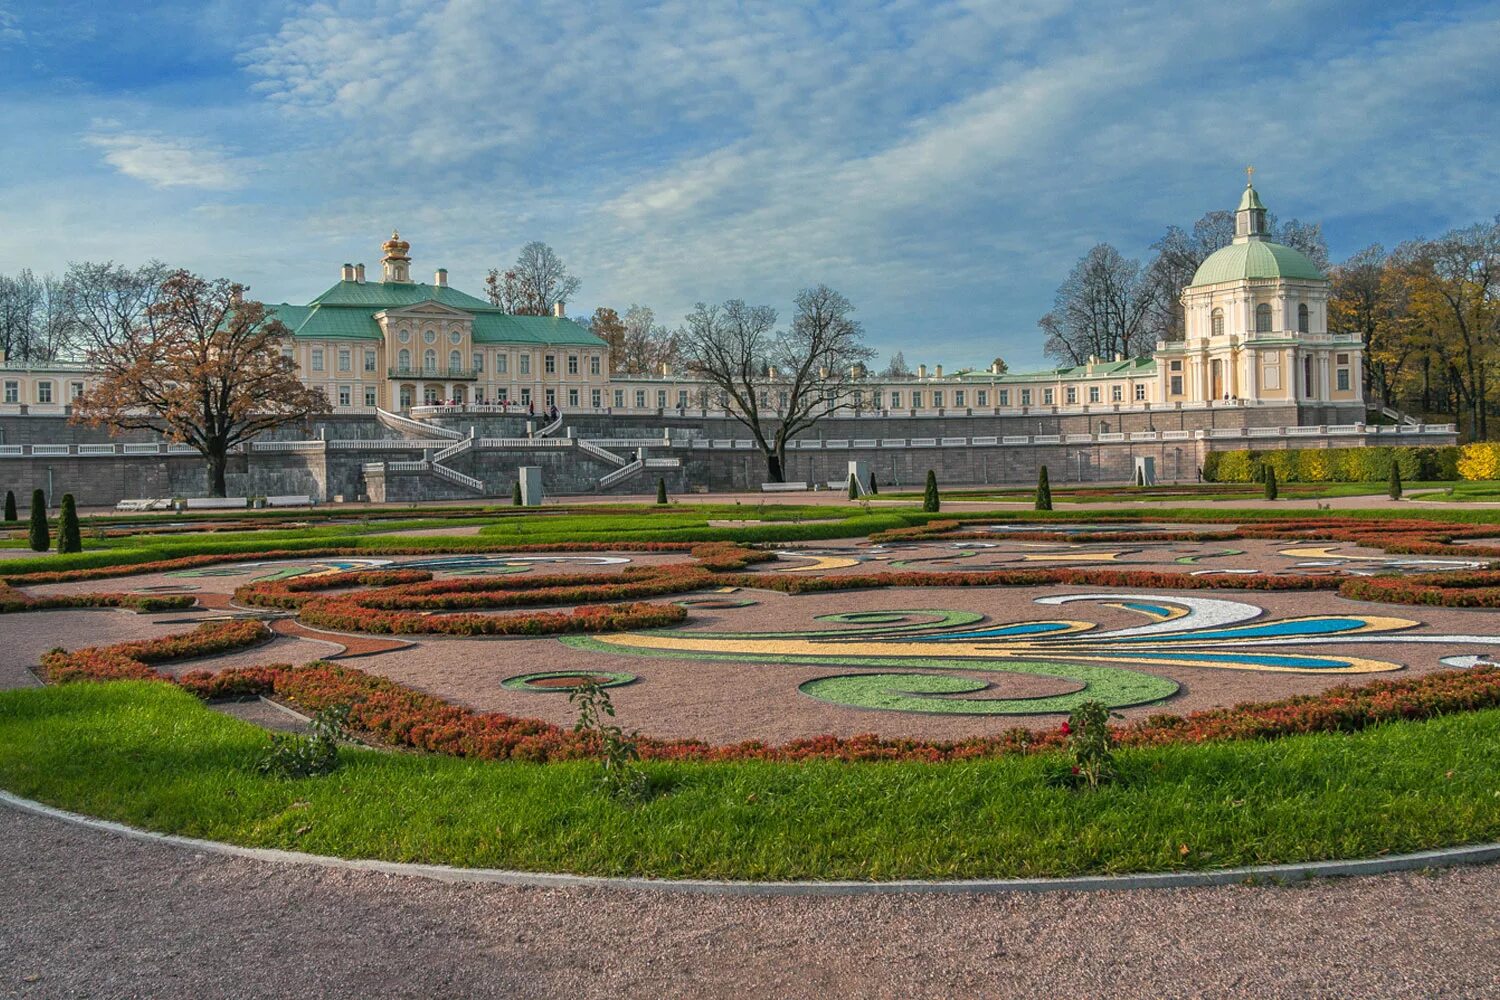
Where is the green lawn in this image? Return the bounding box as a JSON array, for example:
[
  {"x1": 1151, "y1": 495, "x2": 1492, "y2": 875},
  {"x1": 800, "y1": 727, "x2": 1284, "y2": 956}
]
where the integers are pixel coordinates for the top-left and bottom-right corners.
[{"x1": 4, "y1": 681, "x2": 1499, "y2": 881}]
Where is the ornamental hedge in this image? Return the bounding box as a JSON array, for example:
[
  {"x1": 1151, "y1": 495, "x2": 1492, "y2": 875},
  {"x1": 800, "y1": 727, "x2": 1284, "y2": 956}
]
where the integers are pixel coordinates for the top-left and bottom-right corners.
[
  {"x1": 0, "y1": 582, "x2": 195, "y2": 615},
  {"x1": 1203, "y1": 444, "x2": 1460, "y2": 484}
]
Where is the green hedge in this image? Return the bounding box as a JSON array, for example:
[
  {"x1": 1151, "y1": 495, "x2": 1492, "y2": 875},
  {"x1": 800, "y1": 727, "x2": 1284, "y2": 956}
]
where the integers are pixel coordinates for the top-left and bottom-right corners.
[{"x1": 1203, "y1": 445, "x2": 1459, "y2": 484}]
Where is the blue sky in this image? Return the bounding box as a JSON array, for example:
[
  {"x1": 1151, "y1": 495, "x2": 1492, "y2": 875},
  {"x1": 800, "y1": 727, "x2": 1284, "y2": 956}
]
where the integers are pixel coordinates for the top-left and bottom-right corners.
[{"x1": 1, "y1": 1, "x2": 1497, "y2": 370}]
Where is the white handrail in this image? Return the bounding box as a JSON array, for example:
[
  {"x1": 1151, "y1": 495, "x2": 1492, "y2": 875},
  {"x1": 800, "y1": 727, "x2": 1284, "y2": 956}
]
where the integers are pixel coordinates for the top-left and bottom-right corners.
[
  {"x1": 428, "y1": 462, "x2": 484, "y2": 491},
  {"x1": 376, "y1": 406, "x2": 462, "y2": 440},
  {"x1": 599, "y1": 459, "x2": 644, "y2": 489},
  {"x1": 433, "y1": 435, "x2": 474, "y2": 462},
  {"x1": 577, "y1": 438, "x2": 628, "y2": 467},
  {"x1": 535, "y1": 413, "x2": 564, "y2": 438}
]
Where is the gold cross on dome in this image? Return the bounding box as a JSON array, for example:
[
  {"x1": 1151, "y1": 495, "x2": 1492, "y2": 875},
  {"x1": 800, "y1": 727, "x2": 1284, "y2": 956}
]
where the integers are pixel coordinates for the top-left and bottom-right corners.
[{"x1": 1246, "y1": 165, "x2": 1255, "y2": 184}]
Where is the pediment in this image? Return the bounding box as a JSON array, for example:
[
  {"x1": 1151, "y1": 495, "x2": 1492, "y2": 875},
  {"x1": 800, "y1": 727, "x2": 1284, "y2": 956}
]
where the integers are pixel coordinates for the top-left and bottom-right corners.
[{"x1": 375, "y1": 301, "x2": 473, "y2": 321}]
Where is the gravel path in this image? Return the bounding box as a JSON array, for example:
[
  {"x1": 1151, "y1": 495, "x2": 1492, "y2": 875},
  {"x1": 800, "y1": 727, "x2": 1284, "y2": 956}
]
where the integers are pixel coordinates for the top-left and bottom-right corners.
[{"x1": 1, "y1": 804, "x2": 1496, "y2": 999}]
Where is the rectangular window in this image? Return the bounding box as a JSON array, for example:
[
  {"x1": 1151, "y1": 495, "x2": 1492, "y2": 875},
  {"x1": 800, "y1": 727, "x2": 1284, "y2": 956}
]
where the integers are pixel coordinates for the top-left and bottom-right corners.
[
  {"x1": 954, "y1": 390, "x2": 966, "y2": 407},
  {"x1": 1170, "y1": 375, "x2": 1184, "y2": 395},
  {"x1": 338, "y1": 385, "x2": 351, "y2": 407},
  {"x1": 473, "y1": 352, "x2": 483, "y2": 373},
  {"x1": 282, "y1": 346, "x2": 294, "y2": 361},
  {"x1": 1043, "y1": 388, "x2": 1055, "y2": 405},
  {"x1": 497, "y1": 387, "x2": 508, "y2": 402},
  {"x1": 932, "y1": 391, "x2": 944, "y2": 408},
  {"x1": 613, "y1": 389, "x2": 624, "y2": 408},
  {"x1": 37, "y1": 382, "x2": 52, "y2": 404},
  {"x1": 364, "y1": 350, "x2": 376, "y2": 372},
  {"x1": 519, "y1": 355, "x2": 531, "y2": 375},
  {"x1": 1337, "y1": 369, "x2": 1350, "y2": 392},
  {"x1": 544, "y1": 355, "x2": 556, "y2": 374},
  {"x1": 338, "y1": 349, "x2": 351, "y2": 372},
  {"x1": 657, "y1": 390, "x2": 668, "y2": 408},
  {"x1": 1110, "y1": 385, "x2": 1122, "y2": 402},
  {"x1": 70, "y1": 381, "x2": 85, "y2": 401},
  {"x1": 364, "y1": 386, "x2": 377, "y2": 407},
  {"x1": 591, "y1": 389, "x2": 602, "y2": 408},
  {"x1": 1134, "y1": 383, "x2": 1146, "y2": 401},
  {"x1": 590, "y1": 356, "x2": 601, "y2": 376},
  {"x1": 545, "y1": 389, "x2": 556, "y2": 407},
  {"x1": 1066, "y1": 387, "x2": 1078, "y2": 405},
  {"x1": 1020, "y1": 389, "x2": 1032, "y2": 406},
  {"x1": 3, "y1": 381, "x2": 17, "y2": 403},
  {"x1": 677, "y1": 390, "x2": 688, "y2": 408},
  {"x1": 912, "y1": 391, "x2": 923, "y2": 408},
  {"x1": 568, "y1": 388, "x2": 579, "y2": 407},
  {"x1": 635, "y1": 390, "x2": 646, "y2": 408},
  {"x1": 1336, "y1": 353, "x2": 1349, "y2": 365},
  {"x1": 1169, "y1": 359, "x2": 1182, "y2": 372},
  {"x1": 311, "y1": 349, "x2": 324, "y2": 371},
  {"x1": 976, "y1": 390, "x2": 987, "y2": 407},
  {"x1": 998, "y1": 389, "x2": 1009, "y2": 406},
  {"x1": 889, "y1": 391, "x2": 901, "y2": 409},
  {"x1": 1090, "y1": 386, "x2": 1101, "y2": 403},
  {"x1": 520, "y1": 388, "x2": 531, "y2": 405},
  {"x1": 497, "y1": 354, "x2": 508, "y2": 374},
  {"x1": 567, "y1": 355, "x2": 579, "y2": 375}
]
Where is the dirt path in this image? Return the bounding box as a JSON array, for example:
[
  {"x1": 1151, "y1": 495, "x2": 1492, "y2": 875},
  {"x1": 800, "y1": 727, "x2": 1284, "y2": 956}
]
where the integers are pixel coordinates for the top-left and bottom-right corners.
[{"x1": 1, "y1": 804, "x2": 1496, "y2": 1000}]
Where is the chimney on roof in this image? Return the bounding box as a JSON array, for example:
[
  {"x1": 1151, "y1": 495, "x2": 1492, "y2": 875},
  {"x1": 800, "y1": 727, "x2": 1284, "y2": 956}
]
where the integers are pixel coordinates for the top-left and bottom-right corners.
[
  {"x1": 355, "y1": 263, "x2": 366, "y2": 283},
  {"x1": 553, "y1": 300, "x2": 566, "y2": 318},
  {"x1": 918, "y1": 363, "x2": 927, "y2": 378},
  {"x1": 1115, "y1": 352, "x2": 1123, "y2": 363},
  {"x1": 340, "y1": 263, "x2": 356, "y2": 281},
  {"x1": 935, "y1": 364, "x2": 944, "y2": 378},
  {"x1": 434, "y1": 268, "x2": 448, "y2": 287},
  {"x1": 990, "y1": 361, "x2": 1002, "y2": 375}
]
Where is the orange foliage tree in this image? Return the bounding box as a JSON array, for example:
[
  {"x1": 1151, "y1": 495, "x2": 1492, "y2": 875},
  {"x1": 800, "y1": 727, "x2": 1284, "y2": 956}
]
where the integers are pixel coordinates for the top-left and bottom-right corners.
[{"x1": 72, "y1": 270, "x2": 330, "y2": 497}]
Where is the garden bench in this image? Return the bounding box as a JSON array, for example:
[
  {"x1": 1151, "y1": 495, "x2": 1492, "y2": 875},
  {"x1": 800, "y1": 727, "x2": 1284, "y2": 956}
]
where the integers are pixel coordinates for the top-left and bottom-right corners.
[
  {"x1": 760, "y1": 482, "x2": 809, "y2": 492},
  {"x1": 265, "y1": 494, "x2": 315, "y2": 507},
  {"x1": 184, "y1": 497, "x2": 249, "y2": 510}
]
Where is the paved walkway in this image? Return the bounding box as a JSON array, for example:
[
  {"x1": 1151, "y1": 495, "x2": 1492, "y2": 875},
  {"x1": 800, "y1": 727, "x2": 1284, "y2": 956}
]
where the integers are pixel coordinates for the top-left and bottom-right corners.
[{"x1": 2, "y1": 804, "x2": 1496, "y2": 1000}]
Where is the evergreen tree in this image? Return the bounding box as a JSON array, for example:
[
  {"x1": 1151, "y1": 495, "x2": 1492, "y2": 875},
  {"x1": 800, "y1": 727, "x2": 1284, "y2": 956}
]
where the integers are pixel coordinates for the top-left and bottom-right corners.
[
  {"x1": 847, "y1": 474, "x2": 859, "y2": 500},
  {"x1": 27, "y1": 489, "x2": 48, "y2": 552},
  {"x1": 57, "y1": 493, "x2": 82, "y2": 554},
  {"x1": 1264, "y1": 465, "x2": 1278, "y2": 500},
  {"x1": 923, "y1": 470, "x2": 940, "y2": 512},
  {"x1": 1388, "y1": 462, "x2": 1402, "y2": 500},
  {"x1": 3, "y1": 490, "x2": 15, "y2": 521},
  {"x1": 656, "y1": 477, "x2": 669, "y2": 504},
  {"x1": 869, "y1": 474, "x2": 878, "y2": 495},
  {"x1": 1035, "y1": 465, "x2": 1053, "y2": 511},
  {"x1": 511, "y1": 480, "x2": 523, "y2": 506}
]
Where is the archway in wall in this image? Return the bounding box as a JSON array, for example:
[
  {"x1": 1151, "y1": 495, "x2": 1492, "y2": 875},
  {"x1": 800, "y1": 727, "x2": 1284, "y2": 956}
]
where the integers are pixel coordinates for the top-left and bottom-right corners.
[
  {"x1": 399, "y1": 384, "x2": 415, "y2": 410},
  {"x1": 423, "y1": 384, "x2": 441, "y2": 405}
]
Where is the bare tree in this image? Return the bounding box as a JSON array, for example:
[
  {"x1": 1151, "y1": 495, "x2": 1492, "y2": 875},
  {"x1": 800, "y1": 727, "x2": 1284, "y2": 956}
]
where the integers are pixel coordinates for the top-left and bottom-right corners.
[
  {"x1": 0, "y1": 270, "x2": 43, "y2": 363},
  {"x1": 72, "y1": 270, "x2": 330, "y2": 496},
  {"x1": 62, "y1": 260, "x2": 169, "y2": 355},
  {"x1": 1040, "y1": 244, "x2": 1154, "y2": 366},
  {"x1": 619, "y1": 304, "x2": 680, "y2": 374},
  {"x1": 679, "y1": 285, "x2": 873, "y2": 482},
  {"x1": 881, "y1": 350, "x2": 911, "y2": 377},
  {"x1": 484, "y1": 242, "x2": 580, "y2": 315}
]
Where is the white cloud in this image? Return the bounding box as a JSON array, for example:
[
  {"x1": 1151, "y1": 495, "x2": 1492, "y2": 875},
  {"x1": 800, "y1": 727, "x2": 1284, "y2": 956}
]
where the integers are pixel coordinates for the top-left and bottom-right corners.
[{"x1": 84, "y1": 129, "x2": 244, "y2": 190}]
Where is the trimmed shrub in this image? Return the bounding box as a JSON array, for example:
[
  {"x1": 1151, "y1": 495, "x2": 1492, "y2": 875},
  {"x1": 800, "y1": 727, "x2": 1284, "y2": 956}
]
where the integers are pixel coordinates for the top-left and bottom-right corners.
[
  {"x1": 3, "y1": 490, "x2": 15, "y2": 522},
  {"x1": 1263, "y1": 465, "x2": 1278, "y2": 500},
  {"x1": 1204, "y1": 444, "x2": 1463, "y2": 483},
  {"x1": 511, "y1": 481, "x2": 523, "y2": 506},
  {"x1": 1388, "y1": 463, "x2": 1402, "y2": 500},
  {"x1": 57, "y1": 493, "x2": 82, "y2": 554},
  {"x1": 27, "y1": 490, "x2": 48, "y2": 552},
  {"x1": 1458, "y1": 442, "x2": 1500, "y2": 481},
  {"x1": 869, "y1": 475, "x2": 878, "y2": 495},
  {"x1": 1035, "y1": 465, "x2": 1052, "y2": 511},
  {"x1": 656, "y1": 477, "x2": 669, "y2": 505},
  {"x1": 922, "y1": 470, "x2": 940, "y2": 512},
  {"x1": 847, "y1": 474, "x2": 858, "y2": 500}
]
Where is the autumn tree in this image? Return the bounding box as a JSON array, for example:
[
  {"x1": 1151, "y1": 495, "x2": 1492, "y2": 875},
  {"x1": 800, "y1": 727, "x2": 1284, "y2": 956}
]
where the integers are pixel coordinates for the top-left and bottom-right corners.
[
  {"x1": 1040, "y1": 244, "x2": 1154, "y2": 365},
  {"x1": 484, "y1": 242, "x2": 580, "y2": 315},
  {"x1": 1329, "y1": 245, "x2": 1420, "y2": 408},
  {"x1": 588, "y1": 306, "x2": 626, "y2": 367},
  {"x1": 678, "y1": 285, "x2": 874, "y2": 482},
  {"x1": 72, "y1": 270, "x2": 330, "y2": 497}
]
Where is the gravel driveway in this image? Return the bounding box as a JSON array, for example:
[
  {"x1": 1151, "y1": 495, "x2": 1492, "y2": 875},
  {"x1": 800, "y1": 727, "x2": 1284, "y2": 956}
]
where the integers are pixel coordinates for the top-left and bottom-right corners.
[{"x1": 2, "y1": 805, "x2": 1496, "y2": 1000}]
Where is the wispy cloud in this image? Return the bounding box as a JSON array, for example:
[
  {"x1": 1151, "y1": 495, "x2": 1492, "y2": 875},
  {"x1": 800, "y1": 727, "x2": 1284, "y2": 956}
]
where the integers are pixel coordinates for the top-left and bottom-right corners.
[{"x1": 84, "y1": 128, "x2": 244, "y2": 190}]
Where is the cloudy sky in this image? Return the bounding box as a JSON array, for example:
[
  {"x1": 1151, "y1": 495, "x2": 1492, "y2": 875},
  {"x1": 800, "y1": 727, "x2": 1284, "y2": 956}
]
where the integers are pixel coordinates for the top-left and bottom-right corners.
[{"x1": 1, "y1": 1, "x2": 1497, "y2": 369}]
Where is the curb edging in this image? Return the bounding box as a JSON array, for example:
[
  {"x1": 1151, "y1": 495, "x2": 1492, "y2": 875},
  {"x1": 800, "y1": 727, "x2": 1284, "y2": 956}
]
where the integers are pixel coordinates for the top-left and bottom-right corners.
[{"x1": 4, "y1": 789, "x2": 1499, "y2": 896}]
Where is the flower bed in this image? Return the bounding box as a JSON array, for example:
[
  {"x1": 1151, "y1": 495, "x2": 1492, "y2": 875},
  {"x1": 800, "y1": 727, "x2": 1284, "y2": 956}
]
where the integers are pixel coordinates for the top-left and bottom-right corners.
[
  {"x1": 39, "y1": 619, "x2": 271, "y2": 684},
  {"x1": 44, "y1": 650, "x2": 1500, "y2": 764},
  {"x1": 728, "y1": 566, "x2": 1345, "y2": 595},
  {"x1": 1339, "y1": 571, "x2": 1500, "y2": 608},
  {"x1": 296, "y1": 600, "x2": 686, "y2": 637},
  {"x1": 0, "y1": 581, "x2": 195, "y2": 614}
]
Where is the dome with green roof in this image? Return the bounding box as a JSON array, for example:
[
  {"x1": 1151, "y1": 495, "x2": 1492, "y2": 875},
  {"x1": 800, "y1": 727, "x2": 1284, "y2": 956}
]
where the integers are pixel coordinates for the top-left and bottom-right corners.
[{"x1": 1189, "y1": 239, "x2": 1325, "y2": 287}]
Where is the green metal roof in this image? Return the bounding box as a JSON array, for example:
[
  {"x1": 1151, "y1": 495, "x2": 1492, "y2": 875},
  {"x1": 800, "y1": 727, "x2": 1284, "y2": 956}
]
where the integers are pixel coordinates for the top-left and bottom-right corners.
[
  {"x1": 267, "y1": 279, "x2": 605, "y2": 348},
  {"x1": 1189, "y1": 239, "x2": 1324, "y2": 287},
  {"x1": 1237, "y1": 183, "x2": 1266, "y2": 212},
  {"x1": 949, "y1": 356, "x2": 1155, "y2": 382}
]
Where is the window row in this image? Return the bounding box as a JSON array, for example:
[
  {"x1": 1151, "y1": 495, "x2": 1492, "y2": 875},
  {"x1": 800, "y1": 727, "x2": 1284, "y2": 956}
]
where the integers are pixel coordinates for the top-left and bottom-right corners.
[{"x1": 3, "y1": 379, "x2": 87, "y2": 405}]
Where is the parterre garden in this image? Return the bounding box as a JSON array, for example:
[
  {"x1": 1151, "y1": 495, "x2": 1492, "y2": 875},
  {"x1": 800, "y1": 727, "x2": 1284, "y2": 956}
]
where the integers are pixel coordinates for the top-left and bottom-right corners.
[{"x1": 4, "y1": 496, "x2": 1500, "y2": 880}]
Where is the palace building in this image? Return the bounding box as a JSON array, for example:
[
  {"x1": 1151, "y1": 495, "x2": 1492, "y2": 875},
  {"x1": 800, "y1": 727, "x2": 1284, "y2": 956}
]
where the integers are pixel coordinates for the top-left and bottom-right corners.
[{"x1": 1, "y1": 179, "x2": 1363, "y2": 424}]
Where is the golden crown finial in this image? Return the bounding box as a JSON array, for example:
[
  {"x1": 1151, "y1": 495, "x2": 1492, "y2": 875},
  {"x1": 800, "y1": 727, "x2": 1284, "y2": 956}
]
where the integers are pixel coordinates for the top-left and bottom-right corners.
[{"x1": 1246, "y1": 165, "x2": 1254, "y2": 185}]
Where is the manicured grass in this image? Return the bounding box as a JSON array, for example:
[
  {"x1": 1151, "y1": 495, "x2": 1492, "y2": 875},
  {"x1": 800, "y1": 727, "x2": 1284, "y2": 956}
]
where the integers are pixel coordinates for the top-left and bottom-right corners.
[{"x1": 4, "y1": 681, "x2": 1499, "y2": 880}]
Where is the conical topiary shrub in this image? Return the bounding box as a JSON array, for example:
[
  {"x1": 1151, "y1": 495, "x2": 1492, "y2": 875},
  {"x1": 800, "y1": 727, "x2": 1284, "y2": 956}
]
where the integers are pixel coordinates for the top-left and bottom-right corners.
[
  {"x1": 57, "y1": 493, "x2": 82, "y2": 554},
  {"x1": 922, "y1": 470, "x2": 940, "y2": 512},
  {"x1": 28, "y1": 489, "x2": 48, "y2": 552},
  {"x1": 656, "y1": 477, "x2": 669, "y2": 504},
  {"x1": 1388, "y1": 462, "x2": 1402, "y2": 500},
  {"x1": 847, "y1": 474, "x2": 858, "y2": 500},
  {"x1": 1035, "y1": 465, "x2": 1052, "y2": 511},
  {"x1": 3, "y1": 489, "x2": 15, "y2": 521},
  {"x1": 511, "y1": 481, "x2": 523, "y2": 506},
  {"x1": 869, "y1": 474, "x2": 878, "y2": 495},
  {"x1": 1264, "y1": 465, "x2": 1278, "y2": 501}
]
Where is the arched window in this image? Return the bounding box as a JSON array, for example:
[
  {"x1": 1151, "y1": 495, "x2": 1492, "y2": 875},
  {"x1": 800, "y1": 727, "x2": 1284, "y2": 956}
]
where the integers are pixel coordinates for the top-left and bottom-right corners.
[
  {"x1": 423, "y1": 348, "x2": 437, "y2": 372},
  {"x1": 1255, "y1": 303, "x2": 1272, "y2": 334},
  {"x1": 1298, "y1": 303, "x2": 1310, "y2": 334},
  {"x1": 398, "y1": 348, "x2": 410, "y2": 371},
  {"x1": 1211, "y1": 308, "x2": 1225, "y2": 337},
  {"x1": 449, "y1": 350, "x2": 461, "y2": 372}
]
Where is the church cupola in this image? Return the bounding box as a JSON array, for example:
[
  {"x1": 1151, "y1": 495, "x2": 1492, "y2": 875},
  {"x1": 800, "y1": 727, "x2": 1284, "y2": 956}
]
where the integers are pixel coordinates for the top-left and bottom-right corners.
[
  {"x1": 1234, "y1": 167, "x2": 1268, "y2": 243},
  {"x1": 381, "y1": 230, "x2": 412, "y2": 282}
]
